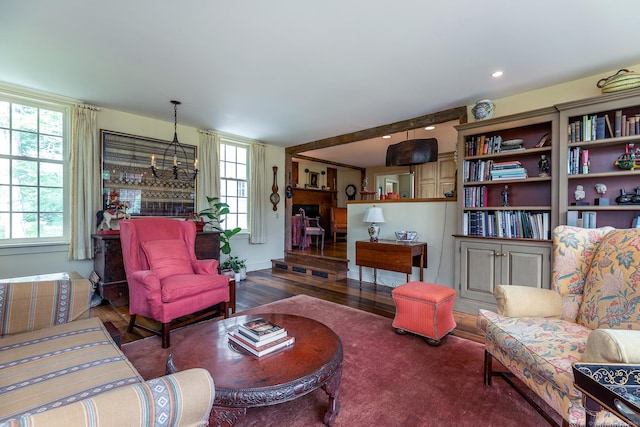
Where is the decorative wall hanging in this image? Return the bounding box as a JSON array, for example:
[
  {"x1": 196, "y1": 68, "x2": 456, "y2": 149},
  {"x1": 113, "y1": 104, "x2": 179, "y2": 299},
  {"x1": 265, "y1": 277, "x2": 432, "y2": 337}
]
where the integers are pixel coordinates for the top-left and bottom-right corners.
[
  {"x1": 101, "y1": 129, "x2": 197, "y2": 217},
  {"x1": 270, "y1": 166, "x2": 280, "y2": 211}
]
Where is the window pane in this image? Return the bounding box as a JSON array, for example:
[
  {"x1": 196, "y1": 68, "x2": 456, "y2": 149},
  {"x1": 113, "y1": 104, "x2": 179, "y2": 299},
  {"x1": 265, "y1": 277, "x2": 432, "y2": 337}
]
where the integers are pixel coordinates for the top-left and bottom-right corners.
[
  {"x1": 0, "y1": 160, "x2": 9, "y2": 185},
  {"x1": 0, "y1": 101, "x2": 9, "y2": 128},
  {"x1": 225, "y1": 144, "x2": 236, "y2": 163},
  {"x1": 40, "y1": 162, "x2": 63, "y2": 187},
  {"x1": 13, "y1": 159, "x2": 38, "y2": 186},
  {"x1": 12, "y1": 212, "x2": 38, "y2": 238},
  {"x1": 40, "y1": 187, "x2": 63, "y2": 212},
  {"x1": 13, "y1": 186, "x2": 38, "y2": 211},
  {"x1": 226, "y1": 197, "x2": 238, "y2": 212},
  {"x1": 227, "y1": 180, "x2": 238, "y2": 197},
  {"x1": 237, "y1": 163, "x2": 247, "y2": 180},
  {"x1": 12, "y1": 130, "x2": 37, "y2": 158},
  {"x1": 39, "y1": 109, "x2": 63, "y2": 136},
  {"x1": 237, "y1": 213, "x2": 248, "y2": 229},
  {"x1": 40, "y1": 212, "x2": 63, "y2": 237},
  {"x1": 237, "y1": 146, "x2": 247, "y2": 165},
  {"x1": 238, "y1": 181, "x2": 247, "y2": 197},
  {"x1": 12, "y1": 104, "x2": 37, "y2": 132},
  {"x1": 0, "y1": 185, "x2": 9, "y2": 210},
  {"x1": 0, "y1": 213, "x2": 8, "y2": 238},
  {"x1": 0, "y1": 129, "x2": 9, "y2": 155},
  {"x1": 238, "y1": 197, "x2": 247, "y2": 213},
  {"x1": 39, "y1": 135, "x2": 63, "y2": 160}
]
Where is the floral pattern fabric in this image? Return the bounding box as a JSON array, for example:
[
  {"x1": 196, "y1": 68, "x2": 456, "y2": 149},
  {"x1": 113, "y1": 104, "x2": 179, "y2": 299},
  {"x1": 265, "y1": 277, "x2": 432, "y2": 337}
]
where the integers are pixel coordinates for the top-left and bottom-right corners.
[{"x1": 578, "y1": 229, "x2": 640, "y2": 330}]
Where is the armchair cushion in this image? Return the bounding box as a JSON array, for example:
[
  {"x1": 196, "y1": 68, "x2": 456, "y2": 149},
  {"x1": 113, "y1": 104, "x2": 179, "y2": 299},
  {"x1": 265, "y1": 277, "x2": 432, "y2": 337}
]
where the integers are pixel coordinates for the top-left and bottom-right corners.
[
  {"x1": 494, "y1": 285, "x2": 562, "y2": 318},
  {"x1": 578, "y1": 229, "x2": 640, "y2": 330},
  {"x1": 583, "y1": 329, "x2": 640, "y2": 363},
  {"x1": 161, "y1": 274, "x2": 227, "y2": 303},
  {"x1": 141, "y1": 239, "x2": 194, "y2": 280}
]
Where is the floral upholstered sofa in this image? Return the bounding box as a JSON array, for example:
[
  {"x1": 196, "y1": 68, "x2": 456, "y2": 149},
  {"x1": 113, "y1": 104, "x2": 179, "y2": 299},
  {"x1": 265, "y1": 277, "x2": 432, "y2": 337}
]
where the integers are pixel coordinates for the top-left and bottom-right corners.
[
  {"x1": 478, "y1": 226, "x2": 640, "y2": 427},
  {"x1": 0, "y1": 272, "x2": 214, "y2": 426}
]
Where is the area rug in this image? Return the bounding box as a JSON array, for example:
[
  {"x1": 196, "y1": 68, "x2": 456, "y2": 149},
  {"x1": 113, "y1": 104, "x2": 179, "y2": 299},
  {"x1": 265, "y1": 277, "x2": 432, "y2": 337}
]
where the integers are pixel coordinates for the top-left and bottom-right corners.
[{"x1": 122, "y1": 295, "x2": 553, "y2": 426}]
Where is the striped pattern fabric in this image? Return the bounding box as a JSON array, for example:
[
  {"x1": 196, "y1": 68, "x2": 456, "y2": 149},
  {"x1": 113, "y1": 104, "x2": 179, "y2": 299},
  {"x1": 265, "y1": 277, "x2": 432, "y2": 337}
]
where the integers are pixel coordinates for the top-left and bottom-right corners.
[
  {"x1": 0, "y1": 273, "x2": 92, "y2": 337},
  {"x1": 4, "y1": 369, "x2": 215, "y2": 427},
  {"x1": 0, "y1": 317, "x2": 143, "y2": 423}
]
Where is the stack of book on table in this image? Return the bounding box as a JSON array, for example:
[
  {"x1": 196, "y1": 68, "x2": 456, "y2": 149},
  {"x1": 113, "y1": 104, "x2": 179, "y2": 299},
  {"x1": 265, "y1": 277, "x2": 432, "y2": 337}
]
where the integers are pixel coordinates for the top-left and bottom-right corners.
[{"x1": 228, "y1": 317, "x2": 295, "y2": 357}]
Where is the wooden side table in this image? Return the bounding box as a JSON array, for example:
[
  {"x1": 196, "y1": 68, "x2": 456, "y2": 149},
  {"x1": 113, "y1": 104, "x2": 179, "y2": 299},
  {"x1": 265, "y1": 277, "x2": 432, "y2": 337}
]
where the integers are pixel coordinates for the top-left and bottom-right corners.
[{"x1": 355, "y1": 240, "x2": 428, "y2": 287}]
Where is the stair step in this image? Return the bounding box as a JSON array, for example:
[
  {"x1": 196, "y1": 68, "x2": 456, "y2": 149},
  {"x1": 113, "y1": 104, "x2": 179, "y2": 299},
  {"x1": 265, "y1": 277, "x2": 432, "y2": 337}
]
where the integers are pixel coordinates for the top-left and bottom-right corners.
[{"x1": 271, "y1": 258, "x2": 348, "y2": 281}]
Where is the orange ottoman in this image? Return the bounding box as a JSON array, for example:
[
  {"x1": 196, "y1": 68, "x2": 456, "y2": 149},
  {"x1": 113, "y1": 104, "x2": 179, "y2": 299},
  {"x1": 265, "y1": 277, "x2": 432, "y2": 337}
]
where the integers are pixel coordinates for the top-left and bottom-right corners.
[{"x1": 391, "y1": 281, "x2": 457, "y2": 345}]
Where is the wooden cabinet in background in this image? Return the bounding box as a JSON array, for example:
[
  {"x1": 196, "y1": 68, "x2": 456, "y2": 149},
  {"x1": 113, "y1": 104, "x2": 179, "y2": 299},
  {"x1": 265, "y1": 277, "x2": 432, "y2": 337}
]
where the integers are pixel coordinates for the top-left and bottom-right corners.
[
  {"x1": 417, "y1": 151, "x2": 456, "y2": 198},
  {"x1": 92, "y1": 231, "x2": 221, "y2": 305}
]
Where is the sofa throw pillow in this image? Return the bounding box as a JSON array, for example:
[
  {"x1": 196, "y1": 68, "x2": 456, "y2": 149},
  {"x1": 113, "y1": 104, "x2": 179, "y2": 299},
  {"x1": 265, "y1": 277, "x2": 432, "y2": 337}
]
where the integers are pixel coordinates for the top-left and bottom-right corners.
[
  {"x1": 578, "y1": 229, "x2": 640, "y2": 330},
  {"x1": 141, "y1": 239, "x2": 193, "y2": 280}
]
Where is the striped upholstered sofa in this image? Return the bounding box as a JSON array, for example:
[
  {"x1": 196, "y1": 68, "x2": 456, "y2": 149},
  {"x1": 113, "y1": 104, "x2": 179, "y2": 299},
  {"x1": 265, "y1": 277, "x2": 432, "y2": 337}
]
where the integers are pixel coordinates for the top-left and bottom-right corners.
[
  {"x1": 0, "y1": 272, "x2": 214, "y2": 426},
  {"x1": 478, "y1": 226, "x2": 640, "y2": 427}
]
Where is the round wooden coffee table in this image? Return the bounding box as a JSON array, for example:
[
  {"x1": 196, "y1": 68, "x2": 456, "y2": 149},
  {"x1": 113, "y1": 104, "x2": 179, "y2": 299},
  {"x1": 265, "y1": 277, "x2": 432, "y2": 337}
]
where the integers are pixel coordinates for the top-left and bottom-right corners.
[{"x1": 166, "y1": 313, "x2": 343, "y2": 427}]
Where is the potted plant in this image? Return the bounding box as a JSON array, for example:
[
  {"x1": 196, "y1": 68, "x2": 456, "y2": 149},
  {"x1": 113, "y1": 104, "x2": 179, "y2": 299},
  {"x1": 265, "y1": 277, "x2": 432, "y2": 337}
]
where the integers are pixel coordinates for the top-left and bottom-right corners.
[
  {"x1": 221, "y1": 256, "x2": 247, "y2": 282},
  {"x1": 198, "y1": 196, "x2": 242, "y2": 255}
]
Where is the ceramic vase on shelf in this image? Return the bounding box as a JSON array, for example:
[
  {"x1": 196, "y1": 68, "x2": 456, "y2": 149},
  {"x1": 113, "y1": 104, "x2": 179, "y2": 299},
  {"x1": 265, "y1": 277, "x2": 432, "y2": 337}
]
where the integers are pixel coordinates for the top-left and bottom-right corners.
[{"x1": 471, "y1": 99, "x2": 495, "y2": 120}]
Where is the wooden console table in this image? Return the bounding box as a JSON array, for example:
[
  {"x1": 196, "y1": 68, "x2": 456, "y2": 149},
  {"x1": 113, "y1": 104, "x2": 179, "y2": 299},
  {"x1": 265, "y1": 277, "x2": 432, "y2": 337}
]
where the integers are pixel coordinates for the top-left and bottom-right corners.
[{"x1": 355, "y1": 240, "x2": 428, "y2": 287}]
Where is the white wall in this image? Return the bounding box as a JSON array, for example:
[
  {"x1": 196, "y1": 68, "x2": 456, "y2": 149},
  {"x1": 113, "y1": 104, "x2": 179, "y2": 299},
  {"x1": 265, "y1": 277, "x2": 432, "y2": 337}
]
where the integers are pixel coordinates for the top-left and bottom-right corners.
[
  {"x1": 347, "y1": 201, "x2": 457, "y2": 288},
  {"x1": 0, "y1": 106, "x2": 285, "y2": 279}
]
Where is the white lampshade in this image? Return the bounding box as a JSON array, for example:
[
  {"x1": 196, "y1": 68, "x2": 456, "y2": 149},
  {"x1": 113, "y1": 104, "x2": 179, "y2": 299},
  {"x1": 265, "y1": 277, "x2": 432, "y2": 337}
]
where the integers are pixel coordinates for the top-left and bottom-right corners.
[{"x1": 362, "y1": 207, "x2": 385, "y2": 224}]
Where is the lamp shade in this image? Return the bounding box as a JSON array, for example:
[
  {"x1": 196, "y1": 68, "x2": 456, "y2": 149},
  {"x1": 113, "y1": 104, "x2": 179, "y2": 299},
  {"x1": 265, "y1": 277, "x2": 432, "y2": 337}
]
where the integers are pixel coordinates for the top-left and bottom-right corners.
[{"x1": 363, "y1": 207, "x2": 385, "y2": 223}]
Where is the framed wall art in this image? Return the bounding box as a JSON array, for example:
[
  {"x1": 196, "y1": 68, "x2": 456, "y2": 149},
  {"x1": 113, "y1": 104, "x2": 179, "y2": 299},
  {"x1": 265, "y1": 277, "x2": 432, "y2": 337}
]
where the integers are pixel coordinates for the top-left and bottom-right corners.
[{"x1": 100, "y1": 130, "x2": 197, "y2": 217}]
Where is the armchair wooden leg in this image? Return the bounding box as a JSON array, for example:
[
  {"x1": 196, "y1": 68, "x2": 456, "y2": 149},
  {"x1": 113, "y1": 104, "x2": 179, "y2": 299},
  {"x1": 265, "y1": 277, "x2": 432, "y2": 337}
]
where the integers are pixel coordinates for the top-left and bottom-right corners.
[
  {"x1": 127, "y1": 314, "x2": 137, "y2": 333},
  {"x1": 162, "y1": 322, "x2": 171, "y2": 348},
  {"x1": 333, "y1": 232, "x2": 337, "y2": 243},
  {"x1": 221, "y1": 301, "x2": 229, "y2": 318}
]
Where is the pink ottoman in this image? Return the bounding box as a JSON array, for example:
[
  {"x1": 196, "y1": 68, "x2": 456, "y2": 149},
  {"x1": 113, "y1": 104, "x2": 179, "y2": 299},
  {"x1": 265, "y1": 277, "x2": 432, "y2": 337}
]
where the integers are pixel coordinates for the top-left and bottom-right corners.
[{"x1": 391, "y1": 281, "x2": 457, "y2": 345}]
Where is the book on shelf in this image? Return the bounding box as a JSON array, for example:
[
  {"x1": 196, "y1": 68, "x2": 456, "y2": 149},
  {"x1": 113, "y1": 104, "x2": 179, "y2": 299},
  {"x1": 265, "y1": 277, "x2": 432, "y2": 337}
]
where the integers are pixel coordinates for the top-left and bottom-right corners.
[
  {"x1": 238, "y1": 317, "x2": 285, "y2": 341},
  {"x1": 228, "y1": 331, "x2": 295, "y2": 357}
]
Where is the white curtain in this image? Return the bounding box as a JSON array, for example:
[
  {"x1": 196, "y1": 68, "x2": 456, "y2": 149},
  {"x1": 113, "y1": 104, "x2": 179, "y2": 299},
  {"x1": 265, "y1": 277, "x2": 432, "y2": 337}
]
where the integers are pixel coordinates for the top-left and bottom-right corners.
[
  {"x1": 250, "y1": 143, "x2": 267, "y2": 243},
  {"x1": 197, "y1": 130, "x2": 220, "y2": 208},
  {"x1": 69, "y1": 104, "x2": 100, "y2": 260}
]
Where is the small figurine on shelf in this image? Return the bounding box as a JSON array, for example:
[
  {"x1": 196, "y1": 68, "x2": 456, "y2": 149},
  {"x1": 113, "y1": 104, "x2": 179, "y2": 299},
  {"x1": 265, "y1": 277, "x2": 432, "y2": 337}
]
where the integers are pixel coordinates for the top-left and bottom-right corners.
[
  {"x1": 501, "y1": 185, "x2": 510, "y2": 206},
  {"x1": 538, "y1": 155, "x2": 550, "y2": 177},
  {"x1": 594, "y1": 183, "x2": 609, "y2": 206},
  {"x1": 362, "y1": 177, "x2": 368, "y2": 191},
  {"x1": 574, "y1": 185, "x2": 586, "y2": 202}
]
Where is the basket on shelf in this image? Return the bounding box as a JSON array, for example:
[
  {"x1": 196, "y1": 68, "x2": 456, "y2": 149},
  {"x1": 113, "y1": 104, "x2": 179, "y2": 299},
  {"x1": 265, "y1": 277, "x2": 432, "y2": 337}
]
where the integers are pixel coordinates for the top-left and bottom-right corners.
[{"x1": 597, "y1": 69, "x2": 640, "y2": 94}]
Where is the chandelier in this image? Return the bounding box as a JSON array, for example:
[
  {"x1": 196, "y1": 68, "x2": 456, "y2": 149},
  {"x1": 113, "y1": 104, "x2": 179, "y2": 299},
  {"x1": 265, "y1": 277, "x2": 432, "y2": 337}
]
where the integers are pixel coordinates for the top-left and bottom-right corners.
[{"x1": 150, "y1": 100, "x2": 199, "y2": 181}]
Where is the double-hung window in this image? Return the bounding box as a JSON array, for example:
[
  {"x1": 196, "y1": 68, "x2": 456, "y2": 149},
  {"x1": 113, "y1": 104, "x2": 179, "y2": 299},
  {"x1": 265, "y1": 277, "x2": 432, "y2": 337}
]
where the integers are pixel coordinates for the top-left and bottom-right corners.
[
  {"x1": 219, "y1": 139, "x2": 249, "y2": 231},
  {"x1": 0, "y1": 96, "x2": 68, "y2": 244}
]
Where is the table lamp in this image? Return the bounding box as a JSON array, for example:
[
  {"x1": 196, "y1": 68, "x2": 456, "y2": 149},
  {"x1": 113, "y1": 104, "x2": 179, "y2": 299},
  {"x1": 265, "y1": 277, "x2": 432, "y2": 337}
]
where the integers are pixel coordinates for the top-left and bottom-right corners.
[{"x1": 363, "y1": 206, "x2": 385, "y2": 242}]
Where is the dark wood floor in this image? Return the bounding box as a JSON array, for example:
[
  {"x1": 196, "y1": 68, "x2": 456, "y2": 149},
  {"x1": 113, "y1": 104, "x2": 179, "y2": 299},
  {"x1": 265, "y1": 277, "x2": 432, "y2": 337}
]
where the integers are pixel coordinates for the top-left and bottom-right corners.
[{"x1": 92, "y1": 241, "x2": 484, "y2": 345}]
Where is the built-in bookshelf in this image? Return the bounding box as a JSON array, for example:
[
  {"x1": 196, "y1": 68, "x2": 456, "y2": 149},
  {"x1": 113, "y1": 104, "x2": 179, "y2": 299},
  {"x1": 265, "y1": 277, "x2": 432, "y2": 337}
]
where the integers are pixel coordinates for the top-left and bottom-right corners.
[
  {"x1": 457, "y1": 108, "x2": 558, "y2": 241},
  {"x1": 557, "y1": 88, "x2": 640, "y2": 230}
]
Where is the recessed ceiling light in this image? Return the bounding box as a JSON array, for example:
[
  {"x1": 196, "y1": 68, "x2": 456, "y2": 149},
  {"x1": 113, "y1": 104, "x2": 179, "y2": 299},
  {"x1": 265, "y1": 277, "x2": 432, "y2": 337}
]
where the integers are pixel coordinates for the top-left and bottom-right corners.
[
  {"x1": 424, "y1": 126, "x2": 435, "y2": 131},
  {"x1": 382, "y1": 135, "x2": 391, "y2": 139},
  {"x1": 491, "y1": 70, "x2": 504, "y2": 78}
]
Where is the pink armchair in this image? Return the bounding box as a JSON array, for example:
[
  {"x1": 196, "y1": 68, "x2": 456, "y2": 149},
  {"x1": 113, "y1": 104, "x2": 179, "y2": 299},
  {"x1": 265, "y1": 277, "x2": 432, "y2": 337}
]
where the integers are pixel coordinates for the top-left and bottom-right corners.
[{"x1": 120, "y1": 217, "x2": 230, "y2": 348}]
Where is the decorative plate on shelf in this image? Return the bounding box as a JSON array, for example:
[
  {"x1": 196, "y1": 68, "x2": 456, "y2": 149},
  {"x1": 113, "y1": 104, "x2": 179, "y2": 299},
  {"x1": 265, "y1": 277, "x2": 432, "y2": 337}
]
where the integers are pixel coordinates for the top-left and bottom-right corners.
[
  {"x1": 501, "y1": 139, "x2": 523, "y2": 147},
  {"x1": 471, "y1": 99, "x2": 495, "y2": 120}
]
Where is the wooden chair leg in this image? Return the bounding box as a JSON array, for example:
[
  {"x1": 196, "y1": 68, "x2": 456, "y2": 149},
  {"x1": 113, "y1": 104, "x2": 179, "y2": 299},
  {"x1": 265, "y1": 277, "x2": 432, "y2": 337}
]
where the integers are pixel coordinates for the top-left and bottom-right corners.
[
  {"x1": 221, "y1": 301, "x2": 229, "y2": 318},
  {"x1": 162, "y1": 322, "x2": 171, "y2": 348},
  {"x1": 333, "y1": 232, "x2": 337, "y2": 243},
  {"x1": 484, "y1": 350, "x2": 493, "y2": 386},
  {"x1": 321, "y1": 232, "x2": 325, "y2": 251},
  {"x1": 127, "y1": 314, "x2": 137, "y2": 333}
]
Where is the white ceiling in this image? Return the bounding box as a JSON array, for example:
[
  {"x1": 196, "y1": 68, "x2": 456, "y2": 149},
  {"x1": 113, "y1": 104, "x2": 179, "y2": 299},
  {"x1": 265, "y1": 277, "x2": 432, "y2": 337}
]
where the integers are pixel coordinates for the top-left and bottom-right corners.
[{"x1": 2, "y1": 1, "x2": 640, "y2": 163}]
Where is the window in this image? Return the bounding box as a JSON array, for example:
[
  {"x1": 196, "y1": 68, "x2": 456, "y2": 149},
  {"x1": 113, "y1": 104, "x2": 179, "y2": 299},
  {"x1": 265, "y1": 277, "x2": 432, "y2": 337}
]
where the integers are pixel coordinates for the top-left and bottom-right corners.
[
  {"x1": 220, "y1": 140, "x2": 249, "y2": 231},
  {"x1": 0, "y1": 97, "x2": 68, "y2": 243}
]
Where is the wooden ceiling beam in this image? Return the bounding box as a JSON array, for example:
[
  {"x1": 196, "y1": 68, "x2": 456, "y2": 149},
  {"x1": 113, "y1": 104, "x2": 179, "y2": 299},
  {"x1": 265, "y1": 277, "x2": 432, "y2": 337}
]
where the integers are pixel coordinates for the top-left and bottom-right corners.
[{"x1": 286, "y1": 106, "x2": 467, "y2": 155}]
